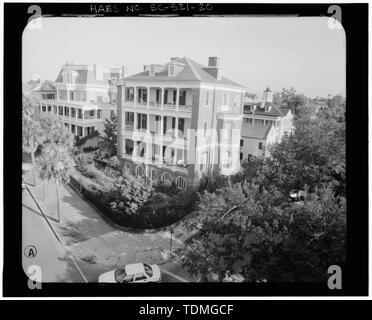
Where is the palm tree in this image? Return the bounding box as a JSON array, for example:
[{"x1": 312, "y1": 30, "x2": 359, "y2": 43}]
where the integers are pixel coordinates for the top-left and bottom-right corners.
[
  {"x1": 37, "y1": 120, "x2": 75, "y2": 222},
  {"x1": 22, "y1": 95, "x2": 45, "y2": 186}
]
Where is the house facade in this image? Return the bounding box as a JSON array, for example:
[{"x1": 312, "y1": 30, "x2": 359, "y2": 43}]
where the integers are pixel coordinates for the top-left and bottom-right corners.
[
  {"x1": 240, "y1": 87, "x2": 294, "y2": 159},
  {"x1": 117, "y1": 56, "x2": 246, "y2": 189},
  {"x1": 33, "y1": 62, "x2": 124, "y2": 137}
]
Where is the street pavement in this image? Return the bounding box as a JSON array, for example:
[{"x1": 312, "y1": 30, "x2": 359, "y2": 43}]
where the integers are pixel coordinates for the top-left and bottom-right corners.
[{"x1": 22, "y1": 167, "x2": 196, "y2": 283}]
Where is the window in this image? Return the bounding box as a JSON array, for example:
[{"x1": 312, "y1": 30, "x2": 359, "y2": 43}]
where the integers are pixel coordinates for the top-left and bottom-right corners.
[
  {"x1": 205, "y1": 91, "x2": 210, "y2": 106},
  {"x1": 97, "y1": 110, "x2": 102, "y2": 119},
  {"x1": 47, "y1": 105, "x2": 51, "y2": 112},
  {"x1": 176, "y1": 176, "x2": 186, "y2": 190},
  {"x1": 53, "y1": 106, "x2": 57, "y2": 114},
  {"x1": 59, "y1": 106, "x2": 63, "y2": 115},
  {"x1": 69, "y1": 91, "x2": 74, "y2": 101},
  {"x1": 135, "y1": 165, "x2": 144, "y2": 177},
  {"x1": 64, "y1": 107, "x2": 69, "y2": 117},
  {"x1": 178, "y1": 118, "x2": 185, "y2": 136},
  {"x1": 150, "y1": 65, "x2": 155, "y2": 76},
  {"x1": 199, "y1": 152, "x2": 208, "y2": 172},
  {"x1": 144, "y1": 264, "x2": 154, "y2": 277},
  {"x1": 78, "y1": 109, "x2": 83, "y2": 119},
  {"x1": 223, "y1": 92, "x2": 229, "y2": 106},
  {"x1": 135, "y1": 273, "x2": 147, "y2": 281},
  {"x1": 42, "y1": 105, "x2": 46, "y2": 112},
  {"x1": 245, "y1": 118, "x2": 253, "y2": 124},
  {"x1": 203, "y1": 121, "x2": 208, "y2": 137},
  {"x1": 161, "y1": 172, "x2": 172, "y2": 186},
  {"x1": 224, "y1": 122, "x2": 232, "y2": 139},
  {"x1": 240, "y1": 152, "x2": 243, "y2": 161},
  {"x1": 71, "y1": 108, "x2": 76, "y2": 118},
  {"x1": 126, "y1": 88, "x2": 134, "y2": 101},
  {"x1": 240, "y1": 139, "x2": 244, "y2": 147},
  {"x1": 137, "y1": 113, "x2": 147, "y2": 130},
  {"x1": 122, "y1": 275, "x2": 134, "y2": 283},
  {"x1": 234, "y1": 94, "x2": 239, "y2": 106},
  {"x1": 114, "y1": 267, "x2": 127, "y2": 282},
  {"x1": 71, "y1": 125, "x2": 76, "y2": 134},
  {"x1": 149, "y1": 169, "x2": 158, "y2": 181},
  {"x1": 169, "y1": 65, "x2": 175, "y2": 76},
  {"x1": 258, "y1": 142, "x2": 263, "y2": 150},
  {"x1": 179, "y1": 90, "x2": 187, "y2": 105}
]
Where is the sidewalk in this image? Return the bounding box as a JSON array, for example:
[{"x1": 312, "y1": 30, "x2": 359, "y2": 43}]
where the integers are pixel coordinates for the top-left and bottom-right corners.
[{"x1": 23, "y1": 166, "x2": 189, "y2": 273}]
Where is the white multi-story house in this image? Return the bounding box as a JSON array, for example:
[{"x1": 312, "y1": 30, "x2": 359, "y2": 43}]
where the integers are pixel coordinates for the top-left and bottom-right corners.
[
  {"x1": 117, "y1": 56, "x2": 246, "y2": 189},
  {"x1": 240, "y1": 87, "x2": 294, "y2": 159},
  {"x1": 33, "y1": 62, "x2": 124, "y2": 137}
]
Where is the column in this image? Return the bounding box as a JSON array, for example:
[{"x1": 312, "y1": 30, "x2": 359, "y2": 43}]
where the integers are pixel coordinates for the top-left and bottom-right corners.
[
  {"x1": 134, "y1": 112, "x2": 138, "y2": 130},
  {"x1": 173, "y1": 148, "x2": 177, "y2": 165},
  {"x1": 123, "y1": 111, "x2": 126, "y2": 131},
  {"x1": 161, "y1": 88, "x2": 164, "y2": 110},
  {"x1": 134, "y1": 86, "x2": 137, "y2": 105},
  {"x1": 147, "y1": 87, "x2": 150, "y2": 107},
  {"x1": 146, "y1": 113, "x2": 151, "y2": 133},
  {"x1": 133, "y1": 141, "x2": 138, "y2": 158},
  {"x1": 145, "y1": 142, "x2": 151, "y2": 162},
  {"x1": 160, "y1": 115, "x2": 164, "y2": 136},
  {"x1": 159, "y1": 143, "x2": 164, "y2": 164},
  {"x1": 176, "y1": 88, "x2": 180, "y2": 111},
  {"x1": 175, "y1": 117, "x2": 179, "y2": 138}
]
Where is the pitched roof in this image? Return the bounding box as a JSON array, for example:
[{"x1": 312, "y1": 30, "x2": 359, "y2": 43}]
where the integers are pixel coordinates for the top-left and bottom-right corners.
[
  {"x1": 264, "y1": 86, "x2": 272, "y2": 93},
  {"x1": 123, "y1": 57, "x2": 246, "y2": 89},
  {"x1": 55, "y1": 66, "x2": 119, "y2": 86},
  {"x1": 243, "y1": 100, "x2": 292, "y2": 118},
  {"x1": 39, "y1": 81, "x2": 56, "y2": 91},
  {"x1": 241, "y1": 123, "x2": 273, "y2": 140}
]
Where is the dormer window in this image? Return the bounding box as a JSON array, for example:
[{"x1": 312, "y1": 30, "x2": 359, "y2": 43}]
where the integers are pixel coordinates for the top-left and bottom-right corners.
[
  {"x1": 62, "y1": 70, "x2": 77, "y2": 84},
  {"x1": 169, "y1": 64, "x2": 175, "y2": 77}
]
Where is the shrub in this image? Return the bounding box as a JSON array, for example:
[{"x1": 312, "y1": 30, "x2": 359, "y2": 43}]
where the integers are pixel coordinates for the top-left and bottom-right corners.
[{"x1": 103, "y1": 174, "x2": 153, "y2": 216}]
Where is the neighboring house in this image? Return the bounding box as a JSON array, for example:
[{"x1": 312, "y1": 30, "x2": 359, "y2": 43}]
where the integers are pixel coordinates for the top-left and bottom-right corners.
[
  {"x1": 240, "y1": 87, "x2": 294, "y2": 159},
  {"x1": 33, "y1": 62, "x2": 124, "y2": 137},
  {"x1": 117, "y1": 56, "x2": 246, "y2": 189}
]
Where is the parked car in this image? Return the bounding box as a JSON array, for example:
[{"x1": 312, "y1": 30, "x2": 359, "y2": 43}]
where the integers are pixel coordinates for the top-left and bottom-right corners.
[
  {"x1": 98, "y1": 263, "x2": 161, "y2": 283},
  {"x1": 289, "y1": 190, "x2": 305, "y2": 202}
]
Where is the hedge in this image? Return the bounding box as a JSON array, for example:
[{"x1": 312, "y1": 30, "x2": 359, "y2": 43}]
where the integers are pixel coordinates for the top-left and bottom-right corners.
[{"x1": 69, "y1": 175, "x2": 195, "y2": 230}]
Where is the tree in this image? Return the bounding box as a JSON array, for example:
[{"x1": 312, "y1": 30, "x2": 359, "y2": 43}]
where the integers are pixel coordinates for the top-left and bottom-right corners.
[
  {"x1": 98, "y1": 113, "x2": 117, "y2": 158},
  {"x1": 182, "y1": 105, "x2": 346, "y2": 282},
  {"x1": 103, "y1": 173, "x2": 153, "y2": 216},
  {"x1": 22, "y1": 95, "x2": 45, "y2": 185},
  {"x1": 37, "y1": 120, "x2": 75, "y2": 222},
  {"x1": 281, "y1": 87, "x2": 308, "y2": 115},
  {"x1": 245, "y1": 92, "x2": 258, "y2": 100},
  {"x1": 183, "y1": 180, "x2": 346, "y2": 282}
]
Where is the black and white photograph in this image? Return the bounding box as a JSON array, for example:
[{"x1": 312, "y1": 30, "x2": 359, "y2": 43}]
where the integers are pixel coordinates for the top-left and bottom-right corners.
[{"x1": 2, "y1": 1, "x2": 369, "y2": 301}]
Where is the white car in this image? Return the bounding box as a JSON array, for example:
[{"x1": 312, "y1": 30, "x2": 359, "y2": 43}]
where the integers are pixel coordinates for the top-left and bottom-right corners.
[{"x1": 98, "y1": 263, "x2": 161, "y2": 283}]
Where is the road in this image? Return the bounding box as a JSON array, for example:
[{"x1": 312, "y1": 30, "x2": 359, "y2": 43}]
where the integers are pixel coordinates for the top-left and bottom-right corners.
[{"x1": 22, "y1": 179, "x2": 196, "y2": 283}]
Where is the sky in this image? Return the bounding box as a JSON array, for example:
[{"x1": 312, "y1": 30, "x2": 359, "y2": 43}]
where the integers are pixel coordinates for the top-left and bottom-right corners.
[{"x1": 23, "y1": 16, "x2": 345, "y2": 98}]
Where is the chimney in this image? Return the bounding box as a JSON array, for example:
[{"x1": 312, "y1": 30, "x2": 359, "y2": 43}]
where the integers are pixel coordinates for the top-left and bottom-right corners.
[
  {"x1": 120, "y1": 66, "x2": 125, "y2": 79},
  {"x1": 208, "y1": 56, "x2": 220, "y2": 67}
]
